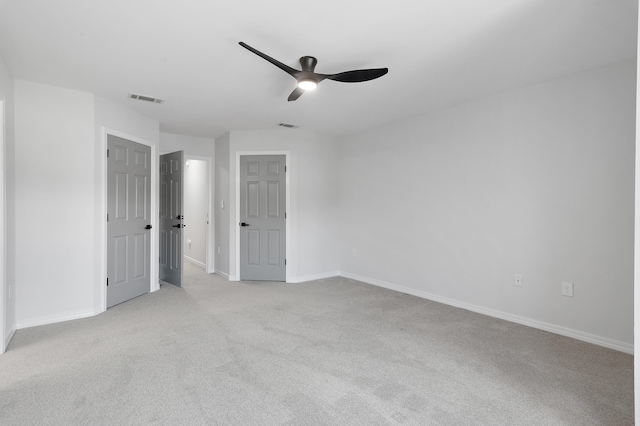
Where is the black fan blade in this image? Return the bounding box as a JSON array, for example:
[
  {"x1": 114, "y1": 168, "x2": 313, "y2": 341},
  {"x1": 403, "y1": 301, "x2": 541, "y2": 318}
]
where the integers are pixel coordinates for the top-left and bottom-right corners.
[
  {"x1": 239, "y1": 42, "x2": 298, "y2": 76},
  {"x1": 287, "y1": 87, "x2": 305, "y2": 102},
  {"x1": 323, "y1": 68, "x2": 388, "y2": 83}
]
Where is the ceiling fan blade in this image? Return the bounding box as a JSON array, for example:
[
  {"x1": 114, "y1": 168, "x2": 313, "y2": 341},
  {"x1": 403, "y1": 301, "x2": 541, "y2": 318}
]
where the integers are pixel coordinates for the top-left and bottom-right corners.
[
  {"x1": 239, "y1": 42, "x2": 298, "y2": 76},
  {"x1": 287, "y1": 87, "x2": 305, "y2": 102},
  {"x1": 323, "y1": 68, "x2": 389, "y2": 83}
]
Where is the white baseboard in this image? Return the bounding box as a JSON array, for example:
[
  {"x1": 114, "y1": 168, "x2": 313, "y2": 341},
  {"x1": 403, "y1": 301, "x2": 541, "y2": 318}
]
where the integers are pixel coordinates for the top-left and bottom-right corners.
[
  {"x1": 16, "y1": 309, "x2": 101, "y2": 330},
  {"x1": 340, "y1": 272, "x2": 634, "y2": 355},
  {"x1": 215, "y1": 271, "x2": 230, "y2": 280},
  {"x1": 2, "y1": 326, "x2": 15, "y2": 354},
  {"x1": 288, "y1": 271, "x2": 340, "y2": 283},
  {"x1": 224, "y1": 270, "x2": 339, "y2": 283},
  {"x1": 184, "y1": 256, "x2": 205, "y2": 269}
]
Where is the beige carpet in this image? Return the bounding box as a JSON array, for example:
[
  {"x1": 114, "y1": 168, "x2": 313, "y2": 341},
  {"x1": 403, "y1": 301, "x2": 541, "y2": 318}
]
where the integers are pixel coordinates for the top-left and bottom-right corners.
[{"x1": 0, "y1": 262, "x2": 633, "y2": 425}]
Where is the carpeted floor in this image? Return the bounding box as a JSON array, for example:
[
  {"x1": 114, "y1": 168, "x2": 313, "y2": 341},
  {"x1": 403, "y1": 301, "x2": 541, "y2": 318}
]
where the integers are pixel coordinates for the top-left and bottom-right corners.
[{"x1": 0, "y1": 262, "x2": 634, "y2": 425}]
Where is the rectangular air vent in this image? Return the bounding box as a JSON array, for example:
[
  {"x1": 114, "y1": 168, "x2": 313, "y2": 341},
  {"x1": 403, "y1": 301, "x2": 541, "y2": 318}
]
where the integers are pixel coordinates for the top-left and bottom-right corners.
[
  {"x1": 278, "y1": 123, "x2": 298, "y2": 129},
  {"x1": 128, "y1": 93, "x2": 165, "y2": 104}
]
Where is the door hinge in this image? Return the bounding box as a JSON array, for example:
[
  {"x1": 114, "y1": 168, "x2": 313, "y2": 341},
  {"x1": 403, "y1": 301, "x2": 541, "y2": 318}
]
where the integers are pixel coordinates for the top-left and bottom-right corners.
[
  {"x1": 107, "y1": 149, "x2": 109, "y2": 158},
  {"x1": 106, "y1": 213, "x2": 109, "y2": 222},
  {"x1": 285, "y1": 212, "x2": 287, "y2": 219},
  {"x1": 285, "y1": 259, "x2": 287, "y2": 265},
  {"x1": 106, "y1": 278, "x2": 109, "y2": 287},
  {"x1": 285, "y1": 165, "x2": 287, "y2": 172}
]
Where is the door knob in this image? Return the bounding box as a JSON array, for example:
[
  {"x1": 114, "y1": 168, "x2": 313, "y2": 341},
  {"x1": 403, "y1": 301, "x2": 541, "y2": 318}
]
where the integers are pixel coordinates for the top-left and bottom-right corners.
[
  {"x1": 145, "y1": 225, "x2": 152, "y2": 230},
  {"x1": 240, "y1": 222, "x2": 250, "y2": 227},
  {"x1": 172, "y1": 224, "x2": 181, "y2": 228}
]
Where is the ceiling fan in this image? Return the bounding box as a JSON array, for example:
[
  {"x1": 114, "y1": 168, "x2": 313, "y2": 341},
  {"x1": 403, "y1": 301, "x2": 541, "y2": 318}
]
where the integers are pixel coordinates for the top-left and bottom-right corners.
[{"x1": 239, "y1": 41, "x2": 389, "y2": 102}]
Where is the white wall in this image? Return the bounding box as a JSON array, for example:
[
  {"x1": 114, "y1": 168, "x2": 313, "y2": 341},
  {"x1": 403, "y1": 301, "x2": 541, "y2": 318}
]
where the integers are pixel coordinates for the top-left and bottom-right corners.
[
  {"x1": 184, "y1": 159, "x2": 207, "y2": 266},
  {"x1": 96, "y1": 97, "x2": 160, "y2": 146},
  {"x1": 0, "y1": 52, "x2": 14, "y2": 352},
  {"x1": 215, "y1": 134, "x2": 230, "y2": 277},
  {"x1": 15, "y1": 80, "x2": 96, "y2": 327},
  {"x1": 224, "y1": 129, "x2": 340, "y2": 282},
  {"x1": 159, "y1": 132, "x2": 214, "y2": 157},
  {"x1": 11, "y1": 87, "x2": 160, "y2": 329},
  {"x1": 339, "y1": 60, "x2": 636, "y2": 353}
]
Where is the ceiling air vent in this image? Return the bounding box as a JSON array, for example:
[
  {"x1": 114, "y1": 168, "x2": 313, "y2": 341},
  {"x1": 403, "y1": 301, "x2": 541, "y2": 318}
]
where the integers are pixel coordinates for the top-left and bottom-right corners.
[
  {"x1": 128, "y1": 93, "x2": 165, "y2": 104},
  {"x1": 278, "y1": 123, "x2": 298, "y2": 129}
]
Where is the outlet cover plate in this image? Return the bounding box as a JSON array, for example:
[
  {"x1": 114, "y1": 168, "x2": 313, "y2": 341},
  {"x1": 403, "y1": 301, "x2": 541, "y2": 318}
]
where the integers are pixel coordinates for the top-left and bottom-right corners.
[
  {"x1": 514, "y1": 274, "x2": 523, "y2": 287},
  {"x1": 562, "y1": 281, "x2": 574, "y2": 297}
]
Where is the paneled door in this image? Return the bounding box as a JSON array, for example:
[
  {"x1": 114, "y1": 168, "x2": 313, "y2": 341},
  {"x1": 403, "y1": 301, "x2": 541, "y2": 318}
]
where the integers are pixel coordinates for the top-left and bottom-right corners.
[
  {"x1": 159, "y1": 151, "x2": 184, "y2": 287},
  {"x1": 107, "y1": 135, "x2": 152, "y2": 308},
  {"x1": 240, "y1": 155, "x2": 286, "y2": 281}
]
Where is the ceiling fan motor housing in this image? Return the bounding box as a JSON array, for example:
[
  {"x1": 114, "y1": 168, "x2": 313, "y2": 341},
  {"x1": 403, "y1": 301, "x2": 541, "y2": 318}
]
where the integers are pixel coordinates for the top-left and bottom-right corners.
[{"x1": 300, "y1": 56, "x2": 317, "y2": 72}]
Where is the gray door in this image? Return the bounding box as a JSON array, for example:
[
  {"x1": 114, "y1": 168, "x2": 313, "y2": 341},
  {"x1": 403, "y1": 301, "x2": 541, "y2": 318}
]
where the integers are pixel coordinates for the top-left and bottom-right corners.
[
  {"x1": 107, "y1": 135, "x2": 152, "y2": 308},
  {"x1": 159, "y1": 151, "x2": 184, "y2": 287},
  {"x1": 240, "y1": 155, "x2": 286, "y2": 281}
]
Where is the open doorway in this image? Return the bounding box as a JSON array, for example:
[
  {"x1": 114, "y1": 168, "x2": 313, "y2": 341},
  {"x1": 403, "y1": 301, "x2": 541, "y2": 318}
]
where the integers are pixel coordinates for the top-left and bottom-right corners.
[
  {"x1": 183, "y1": 157, "x2": 209, "y2": 269},
  {"x1": 159, "y1": 152, "x2": 213, "y2": 287}
]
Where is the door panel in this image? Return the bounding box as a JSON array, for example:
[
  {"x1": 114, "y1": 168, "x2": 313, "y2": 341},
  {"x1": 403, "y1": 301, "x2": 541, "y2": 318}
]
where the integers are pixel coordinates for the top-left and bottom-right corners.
[
  {"x1": 114, "y1": 173, "x2": 127, "y2": 218},
  {"x1": 159, "y1": 151, "x2": 184, "y2": 287},
  {"x1": 267, "y1": 182, "x2": 280, "y2": 217},
  {"x1": 114, "y1": 236, "x2": 127, "y2": 284},
  {"x1": 134, "y1": 175, "x2": 147, "y2": 218},
  {"x1": 107, "y1": 135, "x2": 151, "y2": 308},
  {"x1": 267, "y1": 230, "x2": 280, "y2": 265},
  {"x1": 240, "y1": 155, "x2": 286, "y2": 281},
  {"x1": 134, "y1": 234, "x2": 146, "y2": 278}
]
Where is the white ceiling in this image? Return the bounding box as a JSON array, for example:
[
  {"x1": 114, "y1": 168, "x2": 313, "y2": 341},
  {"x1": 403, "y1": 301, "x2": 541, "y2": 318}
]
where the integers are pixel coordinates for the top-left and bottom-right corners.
[{"x1": 0, "y1": 0, "x2": 636, "y2": 139}]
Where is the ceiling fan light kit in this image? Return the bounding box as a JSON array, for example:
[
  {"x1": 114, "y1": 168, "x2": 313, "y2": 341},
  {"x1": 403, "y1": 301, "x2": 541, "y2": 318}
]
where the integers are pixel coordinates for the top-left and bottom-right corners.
[
  {"x1": 239, "y1": 41, "x2": 388, "y2": 101},
  {"x1": 297, "y1": 79, "x2": 317, "y2": 91}
]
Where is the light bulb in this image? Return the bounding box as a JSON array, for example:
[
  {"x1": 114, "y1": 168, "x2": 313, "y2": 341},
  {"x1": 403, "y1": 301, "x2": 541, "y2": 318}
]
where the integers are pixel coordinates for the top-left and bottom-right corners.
[{"x1": 298, "y1": 79, "x2": 317, "y2": 91}]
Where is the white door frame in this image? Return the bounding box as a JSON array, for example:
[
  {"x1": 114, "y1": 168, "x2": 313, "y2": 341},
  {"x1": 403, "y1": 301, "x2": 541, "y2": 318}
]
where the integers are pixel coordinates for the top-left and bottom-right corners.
[
  {"x1": 184, "y1": 154, "x2": 215, "y2": 274},
  {"x1": 100, "y1": 127, "x2": 159, "y2": 312},
  {"x1": 235, "y1": 151, "x2": 290, "y2": 282},
  {"x1": 0, "y1": 99, "x2": 7, "y2": 353}
]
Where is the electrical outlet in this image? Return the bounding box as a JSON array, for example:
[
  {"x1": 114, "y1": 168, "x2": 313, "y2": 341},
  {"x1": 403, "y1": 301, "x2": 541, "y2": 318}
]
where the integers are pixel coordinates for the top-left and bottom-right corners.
[
  {"x1": 562, "y1": 282, "x2": 574, "y2": 297},
  {"x1": 514, "y1": 274, "x2": 523, "y2": 287}
]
